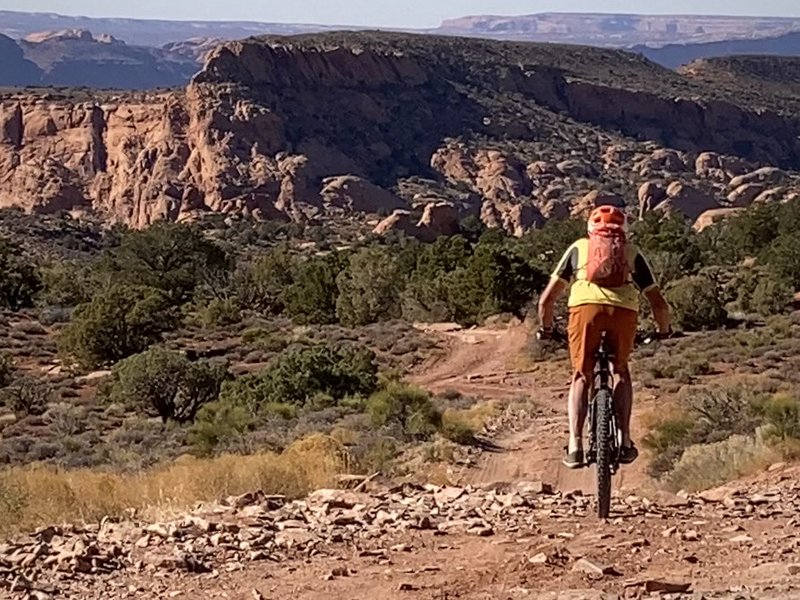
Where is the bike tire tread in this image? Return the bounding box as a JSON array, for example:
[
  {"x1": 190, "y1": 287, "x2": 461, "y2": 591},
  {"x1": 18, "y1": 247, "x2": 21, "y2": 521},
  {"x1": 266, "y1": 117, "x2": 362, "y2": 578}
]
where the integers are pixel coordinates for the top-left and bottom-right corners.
[{"x1": 594, "y1": 387, "x2": 613, "y2": 519}]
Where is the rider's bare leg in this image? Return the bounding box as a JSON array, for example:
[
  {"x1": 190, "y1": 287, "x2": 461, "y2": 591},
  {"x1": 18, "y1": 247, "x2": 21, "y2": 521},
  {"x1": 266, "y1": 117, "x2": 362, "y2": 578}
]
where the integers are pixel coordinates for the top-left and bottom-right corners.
[
  {"x1": 568, "y1": 372, "x2": 589, "y2": 453},
  {"x1": 613, "y1": 366, "x2": 633, "y2": 448}
]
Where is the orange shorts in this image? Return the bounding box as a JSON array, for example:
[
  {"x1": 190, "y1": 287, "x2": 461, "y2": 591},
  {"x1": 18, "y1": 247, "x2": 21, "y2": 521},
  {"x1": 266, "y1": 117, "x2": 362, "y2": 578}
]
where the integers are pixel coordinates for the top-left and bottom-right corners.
[{"x1": 568, "y1": 304, "x2": 638, "y2": 377}]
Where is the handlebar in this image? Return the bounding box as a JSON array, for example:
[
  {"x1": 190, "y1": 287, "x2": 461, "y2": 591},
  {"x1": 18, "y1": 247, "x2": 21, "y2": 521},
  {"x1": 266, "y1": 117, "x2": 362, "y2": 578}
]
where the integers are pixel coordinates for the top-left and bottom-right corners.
[{"x1": 536, "y1": 328, "x2": 682, "y2": 347}]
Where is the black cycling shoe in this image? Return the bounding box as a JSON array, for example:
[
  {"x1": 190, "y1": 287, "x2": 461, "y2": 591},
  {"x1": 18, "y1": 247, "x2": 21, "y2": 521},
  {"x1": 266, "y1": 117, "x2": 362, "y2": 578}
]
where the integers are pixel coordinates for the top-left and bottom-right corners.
[
  {"x1": 563, "y1": 448, "x2": 585, "y2": 469},
  {"x1": 619, "y1": 443, "x2": 639, "y2": 465}
]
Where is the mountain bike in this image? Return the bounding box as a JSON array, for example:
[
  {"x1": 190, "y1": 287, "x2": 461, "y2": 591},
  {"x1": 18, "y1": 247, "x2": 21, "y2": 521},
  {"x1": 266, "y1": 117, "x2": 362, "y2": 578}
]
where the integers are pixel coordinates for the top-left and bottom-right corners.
[{"x1": 537, "y1": 328, "x2": 673, "y2": 518}]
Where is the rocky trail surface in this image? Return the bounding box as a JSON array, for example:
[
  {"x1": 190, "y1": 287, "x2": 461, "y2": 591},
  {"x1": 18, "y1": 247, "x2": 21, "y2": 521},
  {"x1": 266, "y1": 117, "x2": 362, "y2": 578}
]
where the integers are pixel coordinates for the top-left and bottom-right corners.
[{"x1": 4, "y1": 323, "x2": 800, "y2": 599}]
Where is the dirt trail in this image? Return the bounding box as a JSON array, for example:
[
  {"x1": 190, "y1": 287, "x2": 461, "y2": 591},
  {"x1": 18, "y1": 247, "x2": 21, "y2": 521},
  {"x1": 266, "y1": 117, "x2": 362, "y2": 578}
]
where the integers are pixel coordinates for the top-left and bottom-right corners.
[
  {"x1": 411, "y1": 320, "x2": 652, "y2": 495},
  {"x1": 9, "y1": 322, "x2": 800, "y2": 600}
]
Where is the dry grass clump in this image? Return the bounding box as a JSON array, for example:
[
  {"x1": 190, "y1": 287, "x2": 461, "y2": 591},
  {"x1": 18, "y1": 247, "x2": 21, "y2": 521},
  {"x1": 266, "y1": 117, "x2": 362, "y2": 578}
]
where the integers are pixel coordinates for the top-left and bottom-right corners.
[
  {"x1": 665, "y1": 432, "x2": 780, "y2": 493},
  {"x1": 0, "y1": 434, "x2": 347, "y2": 535}
]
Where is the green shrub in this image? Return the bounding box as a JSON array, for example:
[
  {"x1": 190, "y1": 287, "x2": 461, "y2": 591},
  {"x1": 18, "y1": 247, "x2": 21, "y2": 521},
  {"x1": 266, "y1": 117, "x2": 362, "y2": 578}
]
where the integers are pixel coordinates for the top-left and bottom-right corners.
[
  {"x1": 514, "y1": 219, "x2": 585, "y2": 273},
  {"x1": 58, "y1": 285, "x2": 177, "y2": 368},
  {"x1": 189, "y1": 401, "x2": 254, "y2": 456},
  {"x1": 632, "y1": 212, "x2": 702, "y2": 278},
  {"x1": 749, "y1": 277, "x2": 792, "y2": 316},
  {"x1": 107, "y1": 348, "x2": 229, "y2": 423},
  {"x1": 760, "y1": 393, "x2": 800, "y2": 440},
  {"x1": 665, "y1": 275, "x2": 727, "y2": 331},
  {"x1": 232, "y1": 249, "x2": 295, "y2": 316},
  {"x1": 336, "y1": 246, "x2": 404, "y2": 327},
  {"x1": 39, "y1": 261, "x2": 96, "y2": 308},
  {"x1": 441, "y1": 420, "x2": 477, "y2": 445},
  {"x1": 367, "y1": 382, "x2": 442, "y2": 440},
  {"x1": 220, "y1": 344, "x2": 378, "y2": 414},
  {"x1": 0, "y1": 353, "x2": 14, "y2": 388},
  {"x1": 99, "y1": 222, "x2": 230, "y2": 304},
  {"x1": 645, "y1": 384, "x2": 773, "y2": 478},
  {"x1": 200, "y1": 298, "x2": 242, "y2": 327},
  {"x1": 2, "y1": 378, "x2": 53, "y2": 417},
  {"x1": 0, "y1": 238, "x2": 42, "y2": 310},
  {"x1": 282, "y1": 255, "x2": 344, "y2": 325}
]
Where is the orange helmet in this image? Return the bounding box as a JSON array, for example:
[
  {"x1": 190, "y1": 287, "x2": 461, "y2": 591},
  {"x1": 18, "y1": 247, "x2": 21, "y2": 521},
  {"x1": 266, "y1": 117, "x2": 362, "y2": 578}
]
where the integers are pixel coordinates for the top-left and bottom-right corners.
[{"x1": 588, "y1": 205, "x2": 628, "y2": 234}]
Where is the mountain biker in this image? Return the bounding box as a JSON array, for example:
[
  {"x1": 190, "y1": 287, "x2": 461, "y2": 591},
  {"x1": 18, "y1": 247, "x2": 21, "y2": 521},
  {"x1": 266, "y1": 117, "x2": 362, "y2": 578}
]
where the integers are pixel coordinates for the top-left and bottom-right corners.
[{"x1": 536, "y1": 205, "x2": 672, "y2": 469}]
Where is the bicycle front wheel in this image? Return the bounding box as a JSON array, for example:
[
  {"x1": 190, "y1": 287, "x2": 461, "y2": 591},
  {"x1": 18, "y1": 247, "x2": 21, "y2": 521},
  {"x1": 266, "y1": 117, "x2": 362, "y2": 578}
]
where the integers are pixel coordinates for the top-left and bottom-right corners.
[{"x1": 594, "y1": 387, "x2": 614, "y2": 519}]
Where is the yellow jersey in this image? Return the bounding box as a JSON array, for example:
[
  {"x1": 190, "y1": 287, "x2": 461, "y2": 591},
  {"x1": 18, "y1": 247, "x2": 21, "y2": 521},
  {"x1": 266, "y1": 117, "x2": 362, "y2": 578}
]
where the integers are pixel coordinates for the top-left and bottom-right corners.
[{"x1": 551, "y1": 238, "x2": 657, "y2": 311}]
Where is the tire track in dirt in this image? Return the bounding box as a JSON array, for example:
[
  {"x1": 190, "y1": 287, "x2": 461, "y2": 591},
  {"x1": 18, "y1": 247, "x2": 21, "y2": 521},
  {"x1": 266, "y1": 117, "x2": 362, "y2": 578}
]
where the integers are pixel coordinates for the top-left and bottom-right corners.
[{"x1": 410, "y1": 320, "x2": 652, "y2": 496}]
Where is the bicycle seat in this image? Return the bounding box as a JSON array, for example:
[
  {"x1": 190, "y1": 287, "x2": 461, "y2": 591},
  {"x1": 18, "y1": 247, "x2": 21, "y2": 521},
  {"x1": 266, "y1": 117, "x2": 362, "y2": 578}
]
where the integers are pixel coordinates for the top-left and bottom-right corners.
[{"x1": 595, "y1": 331, "x2": 615, "y2": 360}]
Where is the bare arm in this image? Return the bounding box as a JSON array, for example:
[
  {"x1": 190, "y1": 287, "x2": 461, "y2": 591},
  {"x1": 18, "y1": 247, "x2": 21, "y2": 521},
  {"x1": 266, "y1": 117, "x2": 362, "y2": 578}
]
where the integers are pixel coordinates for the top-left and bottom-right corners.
[
  {"x1": 644, "y1": 287, "x2": 672, "y2": 334},
  {"x1": 538, "y1": 277, "x2": 568, "y2": 331}
]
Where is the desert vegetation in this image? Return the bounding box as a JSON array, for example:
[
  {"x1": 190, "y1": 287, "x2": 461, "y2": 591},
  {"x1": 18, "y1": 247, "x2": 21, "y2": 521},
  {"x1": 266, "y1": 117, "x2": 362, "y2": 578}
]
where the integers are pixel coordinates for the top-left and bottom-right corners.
[{"x1": 0, "y1": 192, "x2": 798, "y2": 531}]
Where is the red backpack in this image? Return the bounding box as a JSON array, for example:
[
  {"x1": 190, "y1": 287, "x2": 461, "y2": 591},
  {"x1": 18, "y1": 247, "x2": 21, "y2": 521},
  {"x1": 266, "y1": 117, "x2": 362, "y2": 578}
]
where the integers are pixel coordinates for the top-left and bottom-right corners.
[{"x1": 586, "y1": 225, "x2": 630, "y2": 288}]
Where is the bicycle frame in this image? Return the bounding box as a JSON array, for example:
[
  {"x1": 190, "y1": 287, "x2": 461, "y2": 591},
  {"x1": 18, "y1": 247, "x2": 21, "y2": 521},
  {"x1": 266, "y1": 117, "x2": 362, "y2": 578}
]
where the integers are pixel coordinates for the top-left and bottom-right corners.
[{"x1": 585, "y1": 332, "x2": 621, "y2": 476}]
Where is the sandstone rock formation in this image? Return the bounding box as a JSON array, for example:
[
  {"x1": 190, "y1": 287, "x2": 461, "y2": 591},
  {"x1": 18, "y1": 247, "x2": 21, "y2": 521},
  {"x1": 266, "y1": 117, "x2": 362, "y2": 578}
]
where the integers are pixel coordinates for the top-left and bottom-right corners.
[
  {"x1": 635, "y1": 148, "x2": 686, "y2": 175},
  {"x1": 320, "y1": 176, "x2": 405, "y2": 215},
  {"x1": 728, "y1": 183, "x2": 765, "y2": 207},
  {"x1": 431, "y1": 145, "x2": 532, "y2": 204},
  {"x1": 638, "y1": 182, "x2": 667, "y2": 218},
  {"x1": 571, "y1": 190, "x2": 625, "y2": 218},
  {"x1": 729, "y1": 167, "x2": 788, "y2": 189},
  {"x1": 693, "y1": 207, "x2": 744, "y2": 232},
  {"x1": 695, "y1": 151, "x2": 751, "y2": 179},
  {"x1": 481, "y1": 200, "x2": 544, "y2": 237},
  {"x1": 655, "y1": 182, "x2": 719, "y2": 222},
  {"x1": 1, "y1": 32, "x2": 800, "y2": 231},
  {"x1": 418, "y1": 201, "x2": 461, "y2": 237},
  {"x1": 373, "y1": 210, "x2": 423, "y2": 239}
]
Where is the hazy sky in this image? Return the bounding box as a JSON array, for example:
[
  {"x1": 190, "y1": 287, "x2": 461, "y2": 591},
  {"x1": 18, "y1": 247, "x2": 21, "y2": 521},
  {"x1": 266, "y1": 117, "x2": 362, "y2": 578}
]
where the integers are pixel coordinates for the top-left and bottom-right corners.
[{"x1": 2, "y1": 0, "x2": 800, "y2": 27}]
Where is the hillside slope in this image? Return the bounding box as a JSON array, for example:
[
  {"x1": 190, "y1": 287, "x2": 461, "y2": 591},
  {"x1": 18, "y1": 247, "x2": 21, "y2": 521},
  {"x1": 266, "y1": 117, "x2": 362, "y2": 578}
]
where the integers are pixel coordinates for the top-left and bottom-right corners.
[
  {"x1": 0, "y1": 29, "x2": 199, "y2": 89},
  {"x1": 634, "y1": 31, "x2": 800, "y2": 69}
]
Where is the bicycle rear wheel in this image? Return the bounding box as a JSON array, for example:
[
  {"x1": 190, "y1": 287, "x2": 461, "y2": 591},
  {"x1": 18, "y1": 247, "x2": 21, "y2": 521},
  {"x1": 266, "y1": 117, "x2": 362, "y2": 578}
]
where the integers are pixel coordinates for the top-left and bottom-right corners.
[{"x1": 594, "y1": 387, "x2": 614, "y2": 519}]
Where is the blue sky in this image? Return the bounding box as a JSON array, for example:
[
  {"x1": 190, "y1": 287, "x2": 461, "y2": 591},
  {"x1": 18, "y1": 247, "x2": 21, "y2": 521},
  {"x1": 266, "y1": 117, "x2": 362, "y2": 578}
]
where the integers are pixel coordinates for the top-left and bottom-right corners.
[{"x1": 2, "y1": 1, "x2": 800, "y2": 27}]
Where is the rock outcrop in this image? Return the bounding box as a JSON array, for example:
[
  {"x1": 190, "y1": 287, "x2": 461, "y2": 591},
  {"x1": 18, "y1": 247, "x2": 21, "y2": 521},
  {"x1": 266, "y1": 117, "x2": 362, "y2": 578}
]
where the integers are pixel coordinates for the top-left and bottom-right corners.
[
  {"x1": 638, "y1": 182, "x2": 667, "y2": 218},
  {"x1": 320, "y1": 176, "x2": 405, "y2": 215},
  {"x1": 655, "y1": 182, "x2": 719, "y2": 222},
  {"x1": 1, "y1": 32, "x2": 800, "y2": 230},
  {"x1": 693, "y1": 207, "x2": 744, "y2": 232}
]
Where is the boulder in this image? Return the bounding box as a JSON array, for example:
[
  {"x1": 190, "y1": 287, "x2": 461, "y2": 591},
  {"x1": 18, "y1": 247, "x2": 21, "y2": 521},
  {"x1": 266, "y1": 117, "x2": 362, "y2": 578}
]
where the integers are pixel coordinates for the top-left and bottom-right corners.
[
  {"x1": 481, "y1": 200, "x2": 543, "y2": 237},
  {"x1": 727, "y1": 183, "x2": 765, "y2": 208},
  {"x1": 654, "y1": 182, "x2": 719, "y2": 221},
  {"x1": 695, "y1": 151, "x2": 720, "y2": 175},
  {"x1": 542, "y1": 184, "x2": 565, "y2": 200},
  {"x1": 373, "y1": 209, "x2": 424, "y2": 239},
  {"x1": 320, "y1": 175, "x2": 405, "y2": 214},
  {"x1": 430, "y1": 143, "x2": 476, "y2": 184},
  {"x1": 537, "y1": 199, "x2": 571, "y2": 221},
  {"x1": 504, "y1": 204, "x2": 544, "y2": 237},
  {"x1": 556, "y1": 159, "x2": 590, "y2": 178},
  {"x1": 696, "y1": 151, "x2": 753, "y2": 182},
  {"x1": 637, "y1": 181, "x2": 667, "y2": 217},
  {"x1": 637, "y1": 148, "x2": 686, "y2": 175},
  {"x1": 571, "y1": 189, "x2": 625, "y2": 218},
  {"x1": 693, "y1": 208, "x2": 744, "y2": 232},
  {"x1": 474, "y1": 150, "x2": 531, "y2": 201},
  {"x1": 729, "y1": 167, "x2": 788, "y2": 189},
  {"x1": 418, "y1": 201, "x2": 461, "y2": 236},
  {"x1": 527, "y1": 160, "x2": 559, "y2": 177},
  {"x1": 602, "y1": 144, "x2": 637, "y2": 168},
  {"x1": 753, "y1": 187, "x2": 786, "y2": 204}
]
